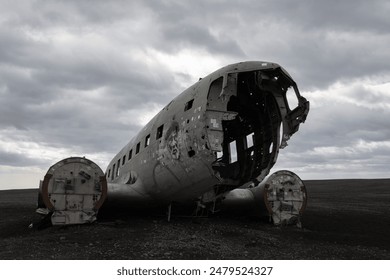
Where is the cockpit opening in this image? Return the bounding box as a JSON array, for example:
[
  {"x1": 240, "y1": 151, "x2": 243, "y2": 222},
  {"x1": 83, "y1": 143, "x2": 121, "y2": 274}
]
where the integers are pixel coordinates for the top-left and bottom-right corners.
[{"x1": 207, "y1": 69, "x2": 293, "y2": 186}]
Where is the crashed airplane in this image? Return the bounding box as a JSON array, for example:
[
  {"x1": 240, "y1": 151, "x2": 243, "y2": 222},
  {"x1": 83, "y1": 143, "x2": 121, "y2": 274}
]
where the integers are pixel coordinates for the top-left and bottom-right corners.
[{"x1": 37, "y1": 61, "x2": 310, "y2": 226}]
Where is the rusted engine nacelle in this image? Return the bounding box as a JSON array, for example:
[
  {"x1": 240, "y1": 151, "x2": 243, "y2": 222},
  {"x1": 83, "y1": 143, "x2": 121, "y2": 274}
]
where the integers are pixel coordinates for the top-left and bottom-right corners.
[
  {"x1": 38, "y1": 157, "x2": 107, "y2": 225},
  {"x1": 222, "y1": 170, "x2": 307, "y2": 226}
]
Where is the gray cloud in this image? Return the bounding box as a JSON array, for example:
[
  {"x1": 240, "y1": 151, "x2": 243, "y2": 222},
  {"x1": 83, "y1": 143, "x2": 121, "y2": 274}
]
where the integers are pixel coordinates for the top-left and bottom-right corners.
[{"x1": 201, "y1": 0, "x2": 390, "y2": 89}]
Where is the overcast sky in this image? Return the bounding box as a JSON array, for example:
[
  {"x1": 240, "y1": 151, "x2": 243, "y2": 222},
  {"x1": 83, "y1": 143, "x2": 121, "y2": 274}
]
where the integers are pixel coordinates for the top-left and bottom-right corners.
[{"x1": 1, "y1": 0, "x2": 389, "y2": 190}]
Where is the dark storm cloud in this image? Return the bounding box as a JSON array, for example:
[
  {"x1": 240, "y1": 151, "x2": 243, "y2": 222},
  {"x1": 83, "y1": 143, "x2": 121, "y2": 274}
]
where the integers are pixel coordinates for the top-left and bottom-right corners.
[
  {"x1": 4, "y1": 0, "x2": 388, "y2": 88},
  {"x1": 3, "y1": 0, "x2": 143, "y2": 28},
  {"x1": 143, "y1": 0, "x2": 245, "y2": 56},
  {"x1": 281, "y1": 32, "x2": 390, "y2": 90},
  {"x1": 0, "y1": 150, "x2": 47, "y2": 167},
  {"x1": 0, "y1": 0, "x2": 178, "y2": 159},
  {"x1": 275, "y1": 0, "x2": 390, "y2": 34},
  {"x1": 161, "y1": 22, "x2": 244, "y2": 56},
  {"x1": 182, "y1": 0, "x2": 390, "y2": 89}
]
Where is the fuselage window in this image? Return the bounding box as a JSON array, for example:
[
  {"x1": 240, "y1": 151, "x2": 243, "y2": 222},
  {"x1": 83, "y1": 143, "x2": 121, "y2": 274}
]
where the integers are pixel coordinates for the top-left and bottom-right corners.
[
  {"x1": 156, "y1": 124, "x2": 164, "y2": 139},
  {"x1": 111, "y1": 164, "x2": 115, "y2": 180},
  {"x1": 107, "y1": 169, "x2": 111, "y2": 179},
  {"x1": 116, "y1": 159, "x2": 120, "y2": 177},
  {"x1": 122, "y1": 155, "x2": 126, "y2": 165},
  {"x1": 145, "y1": 134, "x2": 150, "y2": 147},
  {"x1": 128, "y1": 149, "x2": 133, "y2": 160},
  {"x1": 184, "y1": 99, "x2": 194, "y2": 111},
  {"x1": 136, "y1": 142, "x2": 141, "y2": 154}
]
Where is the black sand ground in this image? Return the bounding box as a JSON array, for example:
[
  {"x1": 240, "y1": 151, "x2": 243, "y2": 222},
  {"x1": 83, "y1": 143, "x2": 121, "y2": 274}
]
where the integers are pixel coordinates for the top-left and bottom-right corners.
[{"x1": 0, "y1": 179, "x2": 389, "y2": 259}]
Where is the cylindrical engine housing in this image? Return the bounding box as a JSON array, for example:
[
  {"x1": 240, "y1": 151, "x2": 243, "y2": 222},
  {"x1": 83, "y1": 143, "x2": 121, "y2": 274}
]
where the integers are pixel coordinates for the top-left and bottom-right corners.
[
  {"x1": 39, "y1": 157, "x2": 107, "y2": 225},
  {"x1": 222, "y1": 170, "x2": 307, "y2": 225}
]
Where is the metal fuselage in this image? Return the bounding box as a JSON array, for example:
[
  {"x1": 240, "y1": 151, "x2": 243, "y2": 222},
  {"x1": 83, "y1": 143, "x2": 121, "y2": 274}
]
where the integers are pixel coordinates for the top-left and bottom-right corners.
[{"x1": 105, "y1": 61, "x2": 309, "y2": 207}]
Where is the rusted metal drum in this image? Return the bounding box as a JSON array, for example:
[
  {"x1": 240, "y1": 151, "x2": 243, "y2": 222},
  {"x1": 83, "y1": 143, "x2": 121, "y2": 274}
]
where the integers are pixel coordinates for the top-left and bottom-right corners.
[{"x1": 40, "y1": 157, "x2": 107, "y2": 225}]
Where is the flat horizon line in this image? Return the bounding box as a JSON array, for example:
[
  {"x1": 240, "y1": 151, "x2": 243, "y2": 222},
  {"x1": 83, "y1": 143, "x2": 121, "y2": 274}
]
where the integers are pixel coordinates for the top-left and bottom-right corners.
[{"x1": 1, "y1": 177, "x2": 390, "y2": 191}]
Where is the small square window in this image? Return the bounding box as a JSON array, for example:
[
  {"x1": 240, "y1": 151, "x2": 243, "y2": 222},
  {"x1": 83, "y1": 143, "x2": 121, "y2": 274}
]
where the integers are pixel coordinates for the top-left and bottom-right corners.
[
  {"x1": 136, "y1": 142, "x2": 141, "y2": 154},
  {"x1": 156, "y1": 124, "x2": 164, "y2": 139},
  {"x1": 145, "y1": 134, "x2": 150, "y2": 147},
  {"x1": 184, "y1": 99, "x2": 194, "y2": 111}
]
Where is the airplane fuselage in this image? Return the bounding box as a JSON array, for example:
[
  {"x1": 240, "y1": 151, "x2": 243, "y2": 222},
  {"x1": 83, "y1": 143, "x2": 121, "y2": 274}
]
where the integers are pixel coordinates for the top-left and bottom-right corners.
[{"x1": 105, "y1": 61, "x2": 309, "y2": 207}]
